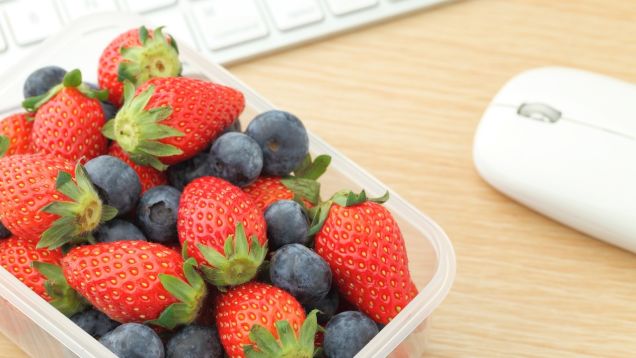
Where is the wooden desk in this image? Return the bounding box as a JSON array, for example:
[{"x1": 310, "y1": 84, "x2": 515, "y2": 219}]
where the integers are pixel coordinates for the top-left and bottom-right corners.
[{"x1": 3, "y1": 0, "x2": 636, "y2": 356}]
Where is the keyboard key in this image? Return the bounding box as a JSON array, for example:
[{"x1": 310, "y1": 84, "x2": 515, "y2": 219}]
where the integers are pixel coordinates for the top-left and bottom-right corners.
[
  {"x1": 145, "y1": 10, "x2": 199, "y2": 50},
  {"x1": 4, "y1": 1, "x2": 62, "y2": 46},
  {"x1": 61, "y1": 0, "x2": 118, "y2": 20},
  {"x1": 265, "y1": 0, "x2": 324, "y2": 31},
  {"x1": 192, "y1": 0, "x2": 269, "y2": 51},
  {"x1": 125, "y1": 0, "x2": 177, "y2": 13},
  {"x1": 325, "y1": 0, "x2": 379, "y2": 15}
]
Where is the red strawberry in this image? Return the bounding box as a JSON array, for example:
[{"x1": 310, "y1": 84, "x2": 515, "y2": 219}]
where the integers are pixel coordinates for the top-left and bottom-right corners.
[
  {"x1": 216, "y1": 282, "x2": 318, "y2": 358},
  {"x1": 178, "y1": 177, "x2": 267, "y2": 287},
  {"x1": 98, "y1": 26, "x2": 181, "y2": 106},
  {"x1": 243, "y1": 154, "x2": 332, "y2": 211},
  {"x1": 312, "y1": 191, "x2": 418, "y2": 324},
  {"x1": 0, "y1": 113, "x2": 33, "y2": 155},
  {"x1": 0, "y1": 154, "x2": 117, "y2": 248},
  {"x1": 108, "y1": 142, "x2": 167, "y2": 192},
  {"x1": 102, "y1": 77, "x2": 244, "y2": 170},
  {"x1": 61, "y1": 241, "x2": 206, "y2": 328},
  {"x1": 243, "y1": 177, "x2": 295, "y2": 211},
  {"x1": 0, "y1": 236, "x2": 62, "y2": 301},
  {"x1": 23, "y1": 69, "x2": 108, "y2": 162}
]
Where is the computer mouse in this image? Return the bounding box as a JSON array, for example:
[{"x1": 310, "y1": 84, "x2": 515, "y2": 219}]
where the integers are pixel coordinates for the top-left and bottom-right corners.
[{"x1": 473, "y1": 66, "x2": 636, "y2": 252}]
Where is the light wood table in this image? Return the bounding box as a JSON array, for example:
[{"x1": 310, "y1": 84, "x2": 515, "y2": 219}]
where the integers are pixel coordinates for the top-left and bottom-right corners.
[{"x1": 3, "y1": 0, "x2": 636, "y2": 356}]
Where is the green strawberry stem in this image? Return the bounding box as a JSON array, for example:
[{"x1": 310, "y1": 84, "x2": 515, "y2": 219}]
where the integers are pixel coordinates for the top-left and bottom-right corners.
[
  {"x1": 147, "y1": 257, "x2": 207, "y2": 330},
  {"x1": 37, "y1": 163, "x2": 118, "y2": 250},
  {"x1": 102, "y1": 81, "x2": 183, "y2": 171},
  {"x1": 32, "y1": 261, "x2": 88, "y2": 316},
  {"x1": 243, "y1": 310, "x2": 319, "y2": 358},
  {"x1": 280, "y1": 154, "x2": 332, "y2": 206},
  {"x1": 306, "y1": 190, "x2": 389, "y2": 236},
  {"x1": 197, "y1": 223, "x2": 268, "y2": 289},
  {"x1": 0, "y1": 135, "x2": 9, "y2": 157},
  {"x1": 118, "y1": 26, "x2": 182, "y2": 86},
  {"x1": 22, "y1": 69, "x2": 108, "y2": 113}
]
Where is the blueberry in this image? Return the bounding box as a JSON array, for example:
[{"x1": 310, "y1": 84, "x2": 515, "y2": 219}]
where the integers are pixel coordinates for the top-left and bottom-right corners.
[
  {"x1": 0, "y1": 222, "x2": 11, "y2": 239},
  {"x1": 166, "y1": 325, "x2": 223, "y2": 358},
  {"x1": 101, "y1": 101, "x2": 118, "y2": 121},
  {"x1": 264, "y1": 200, "x2": 309, "y2": 250},
  {"x1": 23, "y1": 66, "x2": 66, "y2": 98},
  {"x1": 136, "y1": 186, "x2": 181, "y2": 244},
  {"x1": 95, "y1": 220, "x2": 147, "y2": 243},
  {"x1": 167, "y1": 153, "x2": 214, "y2": 191},
  {"x1": 270, "y1": 244, "x2": 331, "y2": 305},
  {"x1": 71, "y1": 309, "x2": 120, "y2": 338},
  {"x1": 303, "y1": 285, "x2": 339, "y2": 325},
  {"x1": 245, "y1": 110, "x2": 309, "y2": 176},
  {"x1": 221, "y1": 118, "x2": 242, "y2": 135},
  {"x1": 324, "y1": 311, "x2": 379, "y2": 358},
  {"x1": 208, "y1": 132, "x2": 263, "y2": 187},
  {"x1": 99, "y1": 323, "x2": 164, "y2": 358},
  {"x1": 85, "y1": 155, "x2": 141, "y2": 216}
]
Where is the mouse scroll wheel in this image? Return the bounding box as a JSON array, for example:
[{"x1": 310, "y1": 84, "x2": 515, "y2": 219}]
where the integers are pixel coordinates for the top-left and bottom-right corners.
[{"x1": 517, "y1": 103, "x2": 562, "y2": 123}]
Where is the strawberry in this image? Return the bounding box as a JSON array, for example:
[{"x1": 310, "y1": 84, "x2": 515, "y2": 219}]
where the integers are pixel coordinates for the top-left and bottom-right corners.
[
  {"x1": 0, "y1": 113, "x2": 33, "y2": 155},
  {"x1": 98, "y1": 26, "x2": 181, "y2": 106},
  {"x1": 102, "y1": 77, "x2": 244, "y2": 170},
  {"x1": 178, "y1": 177, "x2": 267, "y2": 287},
  {"x1": 22, "y1": 69, "x2": 108, "y2": 162},
  {"x1": 0, "y1": 154, "x2": 117, "y2": 248},
  {"x1": 215, "y1": 282, "x2": 319, "y2": 358},
  {"x1": 243, "y1": 154, "x2": 332, "y2": 211},
  {"x1": 0, "y1": 236, "x2": 88, "y2": 316},
  {"x1": 61, "y1": 241, "x2": 206, "y2": 328},
  {"x1": 311, "y1": 191, "x2": 418, "y2": 324},
  {"x1": 108, "y1": 142, "x2": 167, "y2": 192},
  {"x1": 0, "y1": 237, "x2": 61, "y2": 301}
]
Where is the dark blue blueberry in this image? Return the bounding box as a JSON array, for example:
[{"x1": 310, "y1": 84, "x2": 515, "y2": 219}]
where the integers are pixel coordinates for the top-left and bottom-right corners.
[
  {"x1": 99, "y1": 323, "x2": 164, "y2": 358},
  {"x1": 136, "y1": 186, "x2": 181, "y2": 244},
  {"x1": 264, "y1": 200, "x2": 309, "y2": 250},
  {"x1": 23, "y1": 66, "x2": 66, "y2": 98},
  {"x1": 0, "y1": 222, "x2": 11, "y2": 239},
  {"x1": 166, "y1": 325, "x2": 223, "y2": 358},
  {"x1": 94, "y1": 220, "x2": 147, "y2": 243},
  {"x1": 270, "y1": 244, "x2": 331, "y2": 305},
  {"x1": 71, "y1": 309, "x2": 120, "y2": 338},
  {"x1": 101, "y1": 101, "x2": 118, "y2": 121},
  {"x1": 85, "y1": 155, "x2": 141, "y2": 216},
  {"x1": 221, "y1": 118, "x2": 242, "y2": 135},
  {"x1": 324, "y1": 311, "x2": 379, "y2": 358},
  {"x1": 208, "y1": 132, "x2": 263, "y2": 187},
  {"x1": 303, "y1": 284, "x2": 339, "y2": 325},
  {"x1": 167, "y1": 152, "x2": 214, "y2": 191},
  {"x1": 245, "y1": 110, "x2": 309, "y2": 176}
]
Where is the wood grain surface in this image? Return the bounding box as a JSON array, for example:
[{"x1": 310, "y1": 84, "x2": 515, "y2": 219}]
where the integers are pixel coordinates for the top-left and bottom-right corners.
[{"x1": 3, "y1": 0, "x2": 636, "y2": 356}]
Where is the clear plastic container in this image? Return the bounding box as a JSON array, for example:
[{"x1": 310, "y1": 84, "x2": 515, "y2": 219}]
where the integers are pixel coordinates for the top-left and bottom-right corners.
[{"x1": 0, "y1": 14, "x2": 456, "y2": 358}]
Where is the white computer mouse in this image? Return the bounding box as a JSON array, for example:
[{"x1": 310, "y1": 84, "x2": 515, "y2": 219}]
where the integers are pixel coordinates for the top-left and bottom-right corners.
[{"x1": 473, "y1": 66, "x2": 636, "y2": 252}]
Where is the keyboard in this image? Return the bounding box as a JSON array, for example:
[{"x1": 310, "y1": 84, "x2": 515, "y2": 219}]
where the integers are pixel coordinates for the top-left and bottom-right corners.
[{"x1": 0, "y1": 0, "x2": 449, "y2": 69}]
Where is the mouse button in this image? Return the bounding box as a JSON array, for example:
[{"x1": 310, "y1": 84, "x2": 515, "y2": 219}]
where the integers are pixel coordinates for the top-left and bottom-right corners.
[{"x1": 517, "y1": 103, "x2": 561, "y2": 123}]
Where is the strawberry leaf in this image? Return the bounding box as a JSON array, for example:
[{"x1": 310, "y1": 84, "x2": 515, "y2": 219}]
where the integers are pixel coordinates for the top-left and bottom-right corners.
[
  {"x1": 150, "y1": 258, "x2": 207, "y2": 330},
  {"x1": 0, "y1": 135, "x2": 10, "y2": 157},
  {"x1": 244, "y1": 310, "x2": 318, "y2": 358},
  {"x1": 281, "y1": 178, "x2": 320, "y2": 206},
  {"x1": 197, "y1": 223, "x2": 268, "y2": 288},
  {"x1": 294, "y1": 154, "x2": 331, "y2": 180},
  {"x1": 32, "y1": 261, "x2": 88, "y2": 316}
]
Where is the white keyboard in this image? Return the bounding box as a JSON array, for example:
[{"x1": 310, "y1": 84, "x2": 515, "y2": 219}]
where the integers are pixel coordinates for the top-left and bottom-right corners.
[{"x1": 0, "y1": 0, "x2": 449, "y2": 69}]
